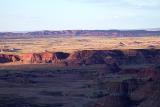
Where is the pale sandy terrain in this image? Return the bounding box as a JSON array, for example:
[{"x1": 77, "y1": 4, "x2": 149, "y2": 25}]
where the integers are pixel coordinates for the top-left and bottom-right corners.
[{"x1": 0, "y1": 36, "x2": 160, "y2": 54}]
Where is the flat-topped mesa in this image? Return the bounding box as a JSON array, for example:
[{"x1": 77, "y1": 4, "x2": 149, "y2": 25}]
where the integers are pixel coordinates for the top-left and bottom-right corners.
[{"x1": 1, "y1": 30, "x2": 160, "y2": 38}]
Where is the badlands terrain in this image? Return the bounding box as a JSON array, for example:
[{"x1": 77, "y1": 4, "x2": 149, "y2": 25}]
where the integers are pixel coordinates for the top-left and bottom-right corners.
[{"x1": 0, "y1": 30, "x2": 160, "y2": 107}]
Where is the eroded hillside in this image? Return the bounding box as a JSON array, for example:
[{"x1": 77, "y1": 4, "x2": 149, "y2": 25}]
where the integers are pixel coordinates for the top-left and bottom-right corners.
[{"x1": 0, "y1": 49, "x2": 160, "y2": 107}]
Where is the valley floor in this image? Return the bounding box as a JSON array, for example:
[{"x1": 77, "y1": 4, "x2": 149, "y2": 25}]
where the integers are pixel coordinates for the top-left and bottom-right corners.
[{"x1": 0, "y1": 63, "x2": 160, "y2": 107}]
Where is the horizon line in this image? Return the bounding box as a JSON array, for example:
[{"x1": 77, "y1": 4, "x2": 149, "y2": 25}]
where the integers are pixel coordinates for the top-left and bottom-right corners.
[{"x1": 0, "y1": 28, "x2": 160, "y2": 33}]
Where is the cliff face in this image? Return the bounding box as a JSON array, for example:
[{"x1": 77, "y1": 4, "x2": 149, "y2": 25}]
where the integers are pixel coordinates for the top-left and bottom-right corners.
[
  {"x1": 91, "y1": 78, "x2": 139, "y2": 107},
  {"x1": 91, "y1": 68, "x2": 160, "y2": 107},
  {"x1": 67, "y1": 49, "x2": 160, "y2": 66},
  {"x1": 0, "y1": 49, "x2": 160, "y2": 66},
  {"x1": 19, "y1": 51, "x2": 70, "y2": 65},
  {"x1": 0, "y1": 54, "x2": 20, "y2": 63}
]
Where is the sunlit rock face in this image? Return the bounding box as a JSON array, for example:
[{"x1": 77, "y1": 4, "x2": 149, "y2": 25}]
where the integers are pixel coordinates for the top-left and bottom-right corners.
[
  {"x1": 0, "y1": 49, "x2": 160, "y2": 66},
  {"x1": 41, "y1": 51, "x2": 54, "y2": 63},
  {"x1": 19, "y1": 51, "x2": 69, "y2": 64},
  {"x1": 20, "y1": 53, "x2": 42, "y2": 64}
]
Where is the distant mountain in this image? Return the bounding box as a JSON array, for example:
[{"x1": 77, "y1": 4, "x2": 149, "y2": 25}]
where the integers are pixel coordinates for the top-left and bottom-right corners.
[
  {"x1": 0, "y1": 30, "x2": 160, "y2": 38},
  {"x1": 146, "y1": 28, "x2": 160, "y2": 31}
]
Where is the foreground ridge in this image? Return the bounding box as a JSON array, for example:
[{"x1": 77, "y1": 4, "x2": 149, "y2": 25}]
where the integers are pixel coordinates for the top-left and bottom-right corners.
[{"x1": 0, "y1": 49, "x2": 160, "y2": 66}]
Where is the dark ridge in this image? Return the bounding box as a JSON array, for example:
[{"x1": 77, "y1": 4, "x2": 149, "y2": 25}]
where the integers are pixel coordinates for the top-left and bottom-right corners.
[
  {"x1": 0, "y1": 30, "x2": 160, "y2": 38},
  {"x1": 1, "y1": 49, "x2": 160, "y2": 67}
]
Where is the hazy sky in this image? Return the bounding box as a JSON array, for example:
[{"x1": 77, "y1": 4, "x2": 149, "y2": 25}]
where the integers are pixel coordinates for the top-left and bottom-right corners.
[{"x1": 0, "y1": 0, "x2": 160, "y2": 31}]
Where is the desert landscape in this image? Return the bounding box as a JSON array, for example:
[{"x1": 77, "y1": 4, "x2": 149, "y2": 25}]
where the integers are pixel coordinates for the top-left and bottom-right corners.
[
  {"x1": 0, "y1": 0, "x2": 160, "y2": 107},
  {"x1": 0, "y1": 30, "x2": 160, "y2": 53},
  {"x1": 0, "y1": 31, "x2": 160, "y2": 107},
  {"x1": 0, "y1": 36, "x2": 160, "y2": 54}
]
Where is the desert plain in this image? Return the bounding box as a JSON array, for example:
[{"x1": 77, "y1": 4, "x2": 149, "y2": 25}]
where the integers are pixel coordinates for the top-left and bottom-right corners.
[
  {"x1": 0, "y1": 36, "x2": 160, "y2": 54},
  {"x1": 0, "y1": 36, "x2": 160, "y2": 107}
]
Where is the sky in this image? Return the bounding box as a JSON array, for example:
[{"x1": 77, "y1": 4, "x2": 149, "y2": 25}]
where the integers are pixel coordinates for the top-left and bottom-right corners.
[{"x1": 0, "y1": 0, "x2": 160, "y2": 31}]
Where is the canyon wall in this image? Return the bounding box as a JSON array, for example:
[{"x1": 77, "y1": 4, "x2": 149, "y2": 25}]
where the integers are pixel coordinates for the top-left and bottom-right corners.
[{"x1": 0, "y1": 49, "x2": 160, "y2": 66}]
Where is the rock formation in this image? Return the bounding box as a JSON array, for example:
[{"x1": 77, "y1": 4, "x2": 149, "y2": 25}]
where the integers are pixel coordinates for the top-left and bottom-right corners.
[
  {"x1": 0, "y1": 54, "x2": 20, "y2": 63},
  {"x1": 0, "y1": 49, "x2": 160, "y2": 66}
]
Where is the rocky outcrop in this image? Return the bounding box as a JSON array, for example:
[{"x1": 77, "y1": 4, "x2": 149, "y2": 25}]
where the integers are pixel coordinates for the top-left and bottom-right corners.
[
  {"x1": 67, "y1": 50, "x2": 107, "y2": 66},
  {"x1": 0, "y1": 49, "x2": 160, "y2": 66},
  {"x1": 19, "y1": 51, "x2": 70, "y2": 65},
  {"x1": 20, "y1": 53, "x2": 42, "y2": 64},
  {"x1": 69, "y1": 49, "x2": 160, "y2": 66},
  {"x1": 40, "y1": 51, "x2": 55, "y2": 63},
  {"x1": 92, "y1": 78, "x2": 139, "y2": 107},
  {"x1": 130, "y1": 81, "x2": 160, "y2": 107},
  {"x1": 0, "y1": 54, "x2": 20, "y2": 63},
  {"x1": 92, "y1": 68, "x2": 160, "y2": 107}
]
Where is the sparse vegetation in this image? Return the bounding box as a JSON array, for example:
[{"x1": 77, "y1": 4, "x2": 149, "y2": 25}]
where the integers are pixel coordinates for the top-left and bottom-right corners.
[{"x1": 0, "y1": 36, "x2": 160, "y2": 54}]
